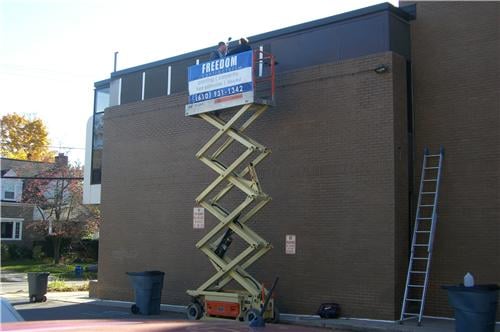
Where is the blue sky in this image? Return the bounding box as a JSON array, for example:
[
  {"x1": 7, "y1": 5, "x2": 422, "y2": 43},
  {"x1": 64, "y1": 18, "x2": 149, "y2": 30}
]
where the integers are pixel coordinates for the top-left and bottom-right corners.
[{"x1": 0, "y1": 0, "x2": 397, "y2": 164}]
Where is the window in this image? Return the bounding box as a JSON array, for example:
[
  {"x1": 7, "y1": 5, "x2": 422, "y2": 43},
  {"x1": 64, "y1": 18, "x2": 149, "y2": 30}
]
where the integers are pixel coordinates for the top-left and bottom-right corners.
[
  {"x1": 91, "y1": 112, "x2": 104, "y2": 184},
  {"x1": 3, "y1": 181, "x2": 16, "y2": 201},
  {"x1": 95, "y1": 87, "x2": 110, "y2": 113},
  {"x1": 1, "y1": 219, "x2": 23, "y2": 240},
  {"x1": 91, "y1": 84, "x2": 109, "y2": 185}
]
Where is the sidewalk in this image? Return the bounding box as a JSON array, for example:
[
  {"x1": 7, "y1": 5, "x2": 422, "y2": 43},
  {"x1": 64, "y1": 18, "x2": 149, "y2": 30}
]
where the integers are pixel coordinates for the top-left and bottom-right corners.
[{"x1": 0, "y1": 272, "x2": 86, "y2": 296}]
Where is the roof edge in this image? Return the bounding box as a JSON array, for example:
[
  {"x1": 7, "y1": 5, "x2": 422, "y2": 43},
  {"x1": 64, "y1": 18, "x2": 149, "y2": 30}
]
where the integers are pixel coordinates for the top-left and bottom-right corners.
[
  {"x1": 109, "y1": 2, "x2": 409, "y2": 79},
  {"x1": 0, "y1": 157, "x2": 54, "y2": 164}
]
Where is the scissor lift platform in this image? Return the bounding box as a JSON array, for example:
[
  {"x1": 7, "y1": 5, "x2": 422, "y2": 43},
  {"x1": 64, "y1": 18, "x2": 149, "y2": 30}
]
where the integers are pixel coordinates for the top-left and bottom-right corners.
[{"x1": 185, "y1": 49, "x2": 277, "y2": 322}]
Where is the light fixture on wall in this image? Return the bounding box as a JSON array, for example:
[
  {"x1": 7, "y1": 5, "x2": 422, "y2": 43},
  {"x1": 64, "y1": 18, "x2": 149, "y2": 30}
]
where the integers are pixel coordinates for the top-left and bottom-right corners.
[{"x1": 374, "y1": 65, "x2": 389, "y2": 74}]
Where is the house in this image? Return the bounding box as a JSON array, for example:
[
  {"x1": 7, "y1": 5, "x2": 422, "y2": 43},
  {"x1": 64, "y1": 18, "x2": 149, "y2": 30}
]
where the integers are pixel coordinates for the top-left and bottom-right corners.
[
  {"x1": 83, "y1": 2, "x2": 499, "y2": 321},
  {"x1": 1, "y1": 158, "x2": 55, "y2": 247}
]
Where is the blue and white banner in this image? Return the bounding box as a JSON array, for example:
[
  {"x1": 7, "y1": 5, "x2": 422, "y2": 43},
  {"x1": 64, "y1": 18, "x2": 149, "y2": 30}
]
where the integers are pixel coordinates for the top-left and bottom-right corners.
[{"x1": 187, "y1": 51, "x2": 253, "y2": 105}]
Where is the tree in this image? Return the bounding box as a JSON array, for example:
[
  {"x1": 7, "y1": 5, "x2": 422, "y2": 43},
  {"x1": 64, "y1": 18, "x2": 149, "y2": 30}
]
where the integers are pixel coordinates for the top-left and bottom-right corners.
[
  {"x1": 1, "y1": 113, "x2": 55, "y2": 161},
  {"x1": 23, "y1": 163, "x2": 100, "y2": 264}
]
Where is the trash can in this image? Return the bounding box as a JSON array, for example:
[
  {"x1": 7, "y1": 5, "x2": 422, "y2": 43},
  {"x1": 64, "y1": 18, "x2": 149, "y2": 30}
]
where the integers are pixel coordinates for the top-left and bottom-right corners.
[
  {"x1": 74, "y1": 266, "x2": 83, "y2": 278},
  {"x1": 442, "y1": 284, "x2": 499, "y2": 332},
  {"x1": 126, "y1": 271, "x2": 164, "y2": 315},
  {"x1": 27, "y1": 272, "x2": 50, "y2": 303}
]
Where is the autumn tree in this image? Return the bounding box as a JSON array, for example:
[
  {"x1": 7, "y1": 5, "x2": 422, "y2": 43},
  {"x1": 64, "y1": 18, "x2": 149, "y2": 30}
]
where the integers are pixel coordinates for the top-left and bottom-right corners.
[
  {"x1": 1, "y1": 113, "x2": 55, "y2": 161},
  {"x1": 23, "y1": 163, "x2": 101, "y2": 264}
]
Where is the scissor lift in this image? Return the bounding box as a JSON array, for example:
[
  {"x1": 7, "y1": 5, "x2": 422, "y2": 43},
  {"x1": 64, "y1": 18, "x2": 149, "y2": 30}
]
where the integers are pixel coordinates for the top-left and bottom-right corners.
[{"x1": 185, "y1": 49, "x2": 277, "y2": 322}]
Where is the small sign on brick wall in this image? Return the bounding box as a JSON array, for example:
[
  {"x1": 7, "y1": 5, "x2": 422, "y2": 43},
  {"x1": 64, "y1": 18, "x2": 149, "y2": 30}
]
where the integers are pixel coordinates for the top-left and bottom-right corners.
[
  {"x1": 285, "y1": 234, "x2": 296, "y2": 255},
  {"x1": 193, "y1": 207, "x2": 205, "y2": 229}
]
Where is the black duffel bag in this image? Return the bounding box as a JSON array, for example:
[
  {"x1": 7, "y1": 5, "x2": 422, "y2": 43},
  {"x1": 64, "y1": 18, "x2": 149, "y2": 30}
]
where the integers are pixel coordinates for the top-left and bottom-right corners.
[{"x1": 317, "y1": 303, "x2": 340, "y2": 319}]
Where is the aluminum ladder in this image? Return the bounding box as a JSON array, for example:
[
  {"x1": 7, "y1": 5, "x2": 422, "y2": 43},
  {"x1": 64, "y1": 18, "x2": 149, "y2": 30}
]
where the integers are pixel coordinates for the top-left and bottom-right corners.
[{"x1": 400, "y1": 147, "x2": 444, "y2": 325}]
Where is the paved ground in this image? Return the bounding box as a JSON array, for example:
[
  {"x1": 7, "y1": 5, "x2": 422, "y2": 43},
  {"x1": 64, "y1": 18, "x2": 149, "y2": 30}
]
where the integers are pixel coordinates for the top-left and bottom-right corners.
[
  {"x1": 6, "y1": 294, "x2": 186, "y2": 322},
  {"x1": 1, "y1": 271, "x2": 499, "y2": 331}
]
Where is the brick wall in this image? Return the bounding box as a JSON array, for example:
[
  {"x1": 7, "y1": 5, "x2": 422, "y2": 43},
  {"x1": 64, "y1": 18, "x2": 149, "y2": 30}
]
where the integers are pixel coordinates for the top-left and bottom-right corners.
[
  {"x1": 402, "y1": 1, "x2": 500, "y2": 318},
  {"x1": 98, "y1": 51, "x2": 409, "y2": 319}
]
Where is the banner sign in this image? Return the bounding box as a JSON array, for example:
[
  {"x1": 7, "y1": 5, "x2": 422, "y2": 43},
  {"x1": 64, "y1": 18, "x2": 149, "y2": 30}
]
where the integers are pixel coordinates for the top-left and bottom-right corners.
[{"x1": 185, "y1": 51, "x2": 254, "y2": 116}]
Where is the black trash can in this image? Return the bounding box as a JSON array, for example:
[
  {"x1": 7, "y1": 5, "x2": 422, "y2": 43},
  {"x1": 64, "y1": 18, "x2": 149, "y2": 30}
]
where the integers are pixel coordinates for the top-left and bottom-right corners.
[
  {"x1": 442, "y1": 284, "x2": 499, "y2": 332},
  {"x1": 126, "y1": 271, "x2": 164, "y2": 315},
  {"x1": 27, "y1": 272, "x2": 50, "y2": 303}
]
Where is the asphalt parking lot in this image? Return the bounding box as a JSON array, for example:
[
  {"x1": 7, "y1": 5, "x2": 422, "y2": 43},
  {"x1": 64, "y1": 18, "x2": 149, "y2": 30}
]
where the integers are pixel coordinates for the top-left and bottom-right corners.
[
  {"x1": 3, "y1": 272, "x2": 494, "y2": 332},
  {"x1": 8, "y1": 296, "x2": 186, "y2": 321}
]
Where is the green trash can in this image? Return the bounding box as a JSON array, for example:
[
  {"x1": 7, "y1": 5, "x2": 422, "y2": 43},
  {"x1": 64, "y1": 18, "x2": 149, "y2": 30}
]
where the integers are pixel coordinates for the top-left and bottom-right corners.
[
  {"x1": 126, "y1": 271, "x2": 164, "y2": 315},
  {"x1": 442, "y1": 284, "x2": 499, "y2": 332},
  {"x1": 27, "y1": 272, "x2": 50, "y2": 303}
]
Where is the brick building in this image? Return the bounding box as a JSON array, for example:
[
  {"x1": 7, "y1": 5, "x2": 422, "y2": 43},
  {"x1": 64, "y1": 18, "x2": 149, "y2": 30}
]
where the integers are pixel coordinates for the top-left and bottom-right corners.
[{"x1": 84, "y1": 2, "x2": 499, "y2": 320}]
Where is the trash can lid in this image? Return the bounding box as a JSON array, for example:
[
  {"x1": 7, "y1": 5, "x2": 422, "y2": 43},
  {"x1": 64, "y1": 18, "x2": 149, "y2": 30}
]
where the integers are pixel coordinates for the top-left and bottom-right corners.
[
  {"x1": 27, "y1": 272, "x2": 50, "y2": 276},
  {"x1": 126, "y1": 271, "x2": 164, "y2": 276},
  {"x1": 441, "y1": 284, "x2": 499, "y2": 292}
]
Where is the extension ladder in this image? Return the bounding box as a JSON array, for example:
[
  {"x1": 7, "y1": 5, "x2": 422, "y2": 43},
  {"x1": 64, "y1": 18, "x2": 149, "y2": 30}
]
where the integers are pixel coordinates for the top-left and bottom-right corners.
[{"x1": 400, "y1": 147, "x2": 444, "y2": 325}]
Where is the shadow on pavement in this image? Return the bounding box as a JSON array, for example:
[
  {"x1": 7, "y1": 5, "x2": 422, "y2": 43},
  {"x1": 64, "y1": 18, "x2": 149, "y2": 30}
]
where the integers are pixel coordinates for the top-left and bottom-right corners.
[{"x1": 14, "y1": 300, "x2": 186, "y2": 322}]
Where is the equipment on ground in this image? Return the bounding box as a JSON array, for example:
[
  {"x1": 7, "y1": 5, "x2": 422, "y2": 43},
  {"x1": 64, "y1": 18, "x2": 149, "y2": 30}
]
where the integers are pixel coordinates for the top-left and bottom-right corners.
[{"x1": 317, "y1": 303, "x2": 340, "y2": 319}]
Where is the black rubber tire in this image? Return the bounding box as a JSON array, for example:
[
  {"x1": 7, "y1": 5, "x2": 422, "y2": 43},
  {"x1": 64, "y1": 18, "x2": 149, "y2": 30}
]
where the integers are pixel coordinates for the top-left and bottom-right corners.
[
  {"x1": 131, "y1": 304, "x2": 140, "y2": 314},
  {"x1": 245, "y1": 308, "x2": 260, "y2": 322},
  {"x1": 42, "y1": 296, "x2": 47, "y2": 302},
  {"x1": 187, "y1": 302, "x2": 202, "y2": 320},
  {"x1": 29, "y1": 296, "x2": 36, "y2": 303}
]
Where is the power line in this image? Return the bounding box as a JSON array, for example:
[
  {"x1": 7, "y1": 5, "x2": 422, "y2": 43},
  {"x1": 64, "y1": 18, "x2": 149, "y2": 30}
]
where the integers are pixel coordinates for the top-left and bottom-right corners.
[
  {"x1": 1, "y1": 176, "x2": 83, "y2": 180},
  {"x1": 2, "y1": 145, "x2": 85, "y2": 150},
  {"x1": 47, "y1": 146, "x2": 85, "y2": 150}
]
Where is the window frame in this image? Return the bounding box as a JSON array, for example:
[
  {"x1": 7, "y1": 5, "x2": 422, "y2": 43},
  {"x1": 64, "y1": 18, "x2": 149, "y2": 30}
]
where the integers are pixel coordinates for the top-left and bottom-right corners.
[
  {"x1": 1, "y1": 218, "x2": 23, "y2": 241},
  {"x1": 4, "y1": 190, "x2": 15, "y2": 200},
  {"x1": 90, "y1": 82, "x2": 110, "y2": 185},
  {"x1": 2, "y1": 182, "x2": 17, "y2": 201}
]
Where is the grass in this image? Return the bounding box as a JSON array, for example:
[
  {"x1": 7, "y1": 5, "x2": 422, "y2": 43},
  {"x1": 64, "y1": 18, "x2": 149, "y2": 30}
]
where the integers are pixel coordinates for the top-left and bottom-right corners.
[
  {"x1": 1, "y1": 259, "x2": 97, "y2": 280},
  {"x1": 48, "y1": 278, "x2": 89, "y2": 292}
]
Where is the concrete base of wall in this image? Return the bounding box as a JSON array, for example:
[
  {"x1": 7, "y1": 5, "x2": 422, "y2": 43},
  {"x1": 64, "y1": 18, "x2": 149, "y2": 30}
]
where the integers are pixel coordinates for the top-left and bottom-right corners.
[{"x1": 88, "y1": 280, "x2": 98, "y2": 299}]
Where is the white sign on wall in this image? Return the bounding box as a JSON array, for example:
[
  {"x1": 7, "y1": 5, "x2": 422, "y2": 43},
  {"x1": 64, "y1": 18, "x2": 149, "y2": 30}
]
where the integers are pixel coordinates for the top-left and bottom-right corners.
[
  {"x1": 193, "y1": 207, "x2": 205, "y2": 229},
  {"x1": 285, "y1": 234, "x2": 296, "y2": 255}
]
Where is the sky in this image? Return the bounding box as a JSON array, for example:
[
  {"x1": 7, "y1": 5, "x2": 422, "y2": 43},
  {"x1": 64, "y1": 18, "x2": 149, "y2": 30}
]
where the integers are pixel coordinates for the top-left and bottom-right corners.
[{"x1": 0, "y1": 0, "x2": 398, "y2": 165}]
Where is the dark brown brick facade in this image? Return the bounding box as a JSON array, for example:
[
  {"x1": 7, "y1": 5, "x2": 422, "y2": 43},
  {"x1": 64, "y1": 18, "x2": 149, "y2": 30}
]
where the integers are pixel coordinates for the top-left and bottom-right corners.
[
  {"x1": 402, "y1": 1, "x2": 500, "y2": 318},
  {"x1": 97, "y1": 3, "x2": 499, "y2": 320},
  {"x1": 99, "y1": 52, "x2": 409, "y2": 319}
]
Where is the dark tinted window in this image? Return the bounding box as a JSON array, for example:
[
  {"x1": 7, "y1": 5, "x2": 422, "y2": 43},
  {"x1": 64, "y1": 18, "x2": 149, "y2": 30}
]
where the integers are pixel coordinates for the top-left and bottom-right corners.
[
  {"x1": 145, "y1": 66, "x2": 168, "y2": 99},
  {"x1": 91, "y1": 112, "x2": 104, "y2": 185},
  {"x1": 121, "y1": 72, "x2": 143, "y2": 104}
]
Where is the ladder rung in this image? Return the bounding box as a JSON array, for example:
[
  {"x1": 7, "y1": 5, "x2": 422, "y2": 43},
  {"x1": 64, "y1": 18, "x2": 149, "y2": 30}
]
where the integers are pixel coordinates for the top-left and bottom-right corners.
[
  {"x1": 425, "y1": 154, "x2": 441, "y2": 158},
  {"x1": 419, "y1": 205, "x2": 434, "y2": 207},
  {"x1": 408, "y1": 285, "x2": 425, "y2": 288},
  {"x1": 406, "y1": 299, "x2": 422, "y2": 302},
  {"x1": 423, "y1": 179, "x2": 437, "y2": 182},
  {"x1": 413, "y1": 257, "x2": 429, "y2": 260},
  {"x1": 417, "y1": 217, "x2": 432, "y2": 220},
  {"x1": 413, "y1": 244, "x2": 429, "y2": 247},
  {"x1": 424, "y1": 167, "x2": 439, "y2": 169},
  {"x1": 403, "y1": 313, "x2": 420, "y2": 317},
  {"x1": 421, "y1": 192, "x2": 436, "y2": 194},
  {"x1": 410, "y1": 271, "x2": 426, "y2": 274},
  {"x1": 416, "y1": 231, "x2": 431, "y2": 234}
]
